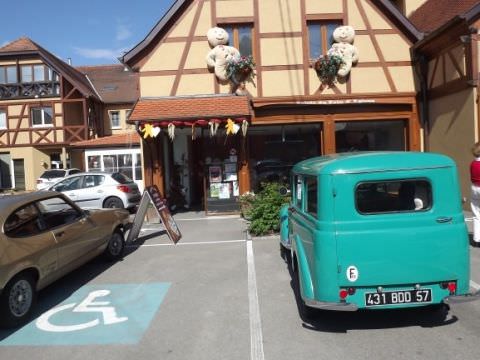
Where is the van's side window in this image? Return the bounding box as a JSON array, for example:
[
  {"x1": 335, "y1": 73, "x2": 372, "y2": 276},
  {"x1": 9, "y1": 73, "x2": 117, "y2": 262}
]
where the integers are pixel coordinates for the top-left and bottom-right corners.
[
  {"x1": 356, "y1": 179, "x2": 432, "y2": 214},
  {"x1": 306, "y1": 177, "x2": 318, "y2": 217},
  {"x1": 294, "y1": 175, "x2": 303, "y2": 208}
]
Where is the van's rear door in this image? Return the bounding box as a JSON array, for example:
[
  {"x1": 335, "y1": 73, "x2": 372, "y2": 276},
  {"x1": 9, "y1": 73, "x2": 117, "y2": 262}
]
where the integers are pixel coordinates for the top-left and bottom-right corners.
[{"x1": 334, "y1": 167, "x2": 469, "y2": 288}]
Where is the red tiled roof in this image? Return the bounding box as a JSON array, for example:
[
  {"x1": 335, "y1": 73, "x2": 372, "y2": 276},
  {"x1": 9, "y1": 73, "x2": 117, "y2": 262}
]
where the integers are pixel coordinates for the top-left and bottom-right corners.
[
  {"x1": 0, "y1": 37, "x2": 39, "y2": 52},
  {"x1": 71, "y1": 133, "x2": 140, "y2": 148},
  {"x1": 76, "y1": 65, "x2": 139, "y2": 104},
  {"x1": 409, "y1": 0, "x2": 479, "y2": 32},
  {"x1": 129, "y1": 95, "x2": 251, "y2": 122}
]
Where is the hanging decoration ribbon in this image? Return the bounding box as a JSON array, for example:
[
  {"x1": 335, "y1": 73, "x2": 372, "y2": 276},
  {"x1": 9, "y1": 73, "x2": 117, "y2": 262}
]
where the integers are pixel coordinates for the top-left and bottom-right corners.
[
  {"x1": 168, "y1": 123, "x2": 176, "y2": 140},
  {"x1": 209, "y1": 120, "x2": 219, "y2": 137},
  {"x1": 241, "y1": 119, "x2": 248, "y2": 137},
  {"x1": 191, "y1": 122, "x2": 197, "y2": 140}
]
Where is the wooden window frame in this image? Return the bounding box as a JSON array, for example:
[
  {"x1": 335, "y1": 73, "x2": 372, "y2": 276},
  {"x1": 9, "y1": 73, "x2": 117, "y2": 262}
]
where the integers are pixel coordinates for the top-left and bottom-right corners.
[
  {"x1": 0, "y1": 65, "x2": 18, "y2": 84},
  {"x1": 31, "y1": 106, "x2": 53, "y2": 127},
  {"x1": 0, "y1": 108, "x2": 7, "y2": 129},
  {"x1": 307, "y1": 19, "x2": 343, "y2": 60},
  {"x1": 21, "y1": 64, "x2": 52, "y2": 83},
  {"x1": 218, "y1": 23, "x2": 255, "y2": 59},
  {"x1": 109, "y1": 110, "x2": 121, "y2": 129}
]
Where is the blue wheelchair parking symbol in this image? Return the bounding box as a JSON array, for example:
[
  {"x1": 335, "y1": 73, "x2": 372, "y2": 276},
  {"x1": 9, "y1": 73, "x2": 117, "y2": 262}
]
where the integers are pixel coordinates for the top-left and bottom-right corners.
[{"x1": 0, "y1": 283, "x2": 170, "y2": 346}]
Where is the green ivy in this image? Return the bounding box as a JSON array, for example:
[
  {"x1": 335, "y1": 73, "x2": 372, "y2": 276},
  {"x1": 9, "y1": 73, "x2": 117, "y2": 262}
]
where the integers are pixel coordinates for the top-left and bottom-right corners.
[{"x1": 248, "y1": 182, "x2": 289, "y2": 236}]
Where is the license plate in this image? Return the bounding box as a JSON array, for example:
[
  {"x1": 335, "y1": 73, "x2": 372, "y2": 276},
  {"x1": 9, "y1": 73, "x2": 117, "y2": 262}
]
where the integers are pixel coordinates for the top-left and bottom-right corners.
[{"x1": 365, "y1": 289, "x2": 432, "y2": 307}]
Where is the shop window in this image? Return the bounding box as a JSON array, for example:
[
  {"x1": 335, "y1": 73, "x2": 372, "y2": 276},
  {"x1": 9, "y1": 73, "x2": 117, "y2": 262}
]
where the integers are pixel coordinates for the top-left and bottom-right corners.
[
  {"x1": 109, "y1": 111, "x2": 121, "y2": 129},
  {"x1": 222, "y1": 24, "x2": 253, "y2": 57},
  {"x1": 335, "y1": 120, "x2": 406, "y2": 153},
  {"x1": 0, "y1": 110, "x2": 6, "y2": 129},
  {"x1": 248, "y1": 124, "x2": 321, "y2": 191},
  {"x1": 307, "y1": 20, "x2": 342, "y2": 59},
  {"x1": 31, "y1": 106, "x2": 53, "y2": 127},
  {"x1": 135, "y1": 153, "x2": 143, "y2": 180}
]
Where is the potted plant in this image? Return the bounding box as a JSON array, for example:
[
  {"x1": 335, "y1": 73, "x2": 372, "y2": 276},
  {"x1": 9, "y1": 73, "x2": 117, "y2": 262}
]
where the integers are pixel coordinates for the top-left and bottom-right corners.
[
  {"x1": 226, "y1": 55, "x2": 256, "y2": 84},
  {"x1": 312, "y1": 54, "x2": 344, "y2": 85}
]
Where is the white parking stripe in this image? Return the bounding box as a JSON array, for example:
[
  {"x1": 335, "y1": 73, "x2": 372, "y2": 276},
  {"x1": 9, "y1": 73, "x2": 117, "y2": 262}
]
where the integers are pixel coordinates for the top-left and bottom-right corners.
[
  {"x1": 470, "y1": 280, "x2": 480, "y2": 291},
  {"x1": 247, "y1": 240, "x2": 265, "y2": 360},
  {"x1": 127, "y1": 239, "x2": 246, "y2": 247}
]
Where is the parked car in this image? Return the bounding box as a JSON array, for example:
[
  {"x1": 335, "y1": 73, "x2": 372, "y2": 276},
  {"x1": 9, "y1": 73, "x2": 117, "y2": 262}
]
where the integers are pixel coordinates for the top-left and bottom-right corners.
[
  {"x1": 0, "y1": 191, "x2": 129, "y2": 327},
  {"x1": 44, "y1": 171, "x2": 141, "y2": 211},
  {"x1": 279, "y1": 152, "x2": 479, "y2": 319},
  {"x1": 36, "y1": 168, "x2": 81, "y2": 190}
]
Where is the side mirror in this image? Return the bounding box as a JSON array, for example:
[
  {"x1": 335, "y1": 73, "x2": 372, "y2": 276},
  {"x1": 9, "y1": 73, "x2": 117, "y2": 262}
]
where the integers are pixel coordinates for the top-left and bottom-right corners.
[
  {"x1": 53, "y1": 185, "x2": 65, "y2": 192},
  {"x1": 279, "y1": 187, "x2": 290, "y2": 196}
]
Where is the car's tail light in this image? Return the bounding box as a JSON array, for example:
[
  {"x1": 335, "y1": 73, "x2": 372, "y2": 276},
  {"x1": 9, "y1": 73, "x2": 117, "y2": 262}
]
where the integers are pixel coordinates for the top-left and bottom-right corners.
[
  {"x1": 441, "y1": 281, "x2": 457, "y2": 294},
  {"x1": 339, "y1": 289, "x2": 348, "y2": 300},
  {"x1": 117, "y1": 185, "x2": 131, "y2": 193},
  {"x1": 37, "y1": 179, "x2": 43, "y2": 184}
]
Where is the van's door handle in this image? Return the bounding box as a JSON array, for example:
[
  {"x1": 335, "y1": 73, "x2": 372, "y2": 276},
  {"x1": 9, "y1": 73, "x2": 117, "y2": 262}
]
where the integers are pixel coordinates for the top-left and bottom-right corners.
[{"x1": 436, "y1": 217, "x2": 452, "y2": 223}]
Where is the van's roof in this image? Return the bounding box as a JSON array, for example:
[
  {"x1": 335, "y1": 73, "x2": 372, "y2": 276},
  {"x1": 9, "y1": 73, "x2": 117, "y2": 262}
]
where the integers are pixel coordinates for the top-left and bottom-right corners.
[{"x1": 292, "y1": 152, "x2": 456, "y2": 176}]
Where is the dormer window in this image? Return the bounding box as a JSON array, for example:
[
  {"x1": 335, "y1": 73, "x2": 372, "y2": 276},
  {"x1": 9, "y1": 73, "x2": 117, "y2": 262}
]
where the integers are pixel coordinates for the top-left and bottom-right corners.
[
  {"x1": 21, "y1": 64, "x2": 58, "y2": 83},
  {"x1": 0, "y1": 66, "x2": 18, "y2": 84}
]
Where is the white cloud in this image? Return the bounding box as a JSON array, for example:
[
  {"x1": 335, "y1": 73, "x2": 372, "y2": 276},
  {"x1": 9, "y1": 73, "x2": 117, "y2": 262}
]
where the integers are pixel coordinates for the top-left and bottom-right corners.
[
  {"x1": 116, "y1": 23, "x2": 132, "y2": 41},
  {"x1": 73, "y1": 46, "x2": 130, "y2": 60},
  {"x1": 1, "y1": 40, "x2": 10, "y2": 47}
]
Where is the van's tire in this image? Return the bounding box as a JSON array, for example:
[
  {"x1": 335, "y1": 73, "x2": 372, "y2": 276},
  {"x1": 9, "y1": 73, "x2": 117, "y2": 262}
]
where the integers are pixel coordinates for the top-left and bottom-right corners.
[
  {"x1": 103, "y1": 197, "x2": 124, "y2": 209},
  {"x1": 0, "y1": 273, "x2": 37, "y2": 328},
  {"x1": 104, "y1": 230, "x2": 125, "y2": 261},
  {"x1": 292, "y1": 261, "x2": 315, "y2": 321},
  {"x1": 280, "y1": 242, "x2": 291, "y2": 262}
]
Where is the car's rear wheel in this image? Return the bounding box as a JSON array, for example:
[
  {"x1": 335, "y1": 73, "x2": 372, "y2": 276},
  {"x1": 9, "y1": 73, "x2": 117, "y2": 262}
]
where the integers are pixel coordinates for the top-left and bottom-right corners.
[
  {"x1": 292, "y1": 259, "x2": 315, "y2": 321},
  {"x1": 104, "y1": 230, "x2": 125, "y2": 261},
  {"x1": 0, "y1": 273, "x2": 37, "y2": 328},
  {"x1": 103, "y1": 197, "x2": 124, "y2": 209}
]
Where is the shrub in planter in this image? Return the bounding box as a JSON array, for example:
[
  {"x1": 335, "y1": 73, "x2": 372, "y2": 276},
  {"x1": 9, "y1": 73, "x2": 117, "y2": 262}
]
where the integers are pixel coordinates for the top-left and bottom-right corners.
[
  {"x1": 248, "y1": 182, "x2": 289, "y2": 236},
  {"x1": 238, "y1": 191, "x2": 256, "y2": 220}
]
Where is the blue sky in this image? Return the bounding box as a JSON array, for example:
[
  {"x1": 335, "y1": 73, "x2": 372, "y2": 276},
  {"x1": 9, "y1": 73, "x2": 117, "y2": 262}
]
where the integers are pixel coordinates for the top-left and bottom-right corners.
[{"x1": 1, "y1": 0, "x2": 176, "y2": 66}]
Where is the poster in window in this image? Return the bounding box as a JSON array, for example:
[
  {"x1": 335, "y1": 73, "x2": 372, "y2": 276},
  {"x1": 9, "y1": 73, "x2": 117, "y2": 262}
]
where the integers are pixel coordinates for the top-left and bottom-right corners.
[
  {"x1": 210, "y1": 183, "x2": 221, "y2": 198},
  {"x1": 224, "y1": 163, "x2": 237, "y2": 173},
  {"x1": 233, "y1": 181, "x2": 239, "y2": 196},
  {"x1": 224, "y1": 172, "x2": 237, "y2": 181},
  {"x1": 209, "y1": 166, "x2": 222, "y2": 183},
  {"x1": 219, "y1": 183, "x2": 231, "y2": 199}
]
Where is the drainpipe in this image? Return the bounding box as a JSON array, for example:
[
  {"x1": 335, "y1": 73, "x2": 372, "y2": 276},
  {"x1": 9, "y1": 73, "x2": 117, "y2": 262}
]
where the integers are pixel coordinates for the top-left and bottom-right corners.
[{"x1": 413, "y1": 52, "x2": 430, "y2": 151}]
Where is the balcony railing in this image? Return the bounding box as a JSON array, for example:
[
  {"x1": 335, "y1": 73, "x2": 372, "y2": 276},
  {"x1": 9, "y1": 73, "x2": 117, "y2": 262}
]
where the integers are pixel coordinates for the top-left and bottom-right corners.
[{"x1": 0, "y1": 81, "x2": 60, "y2": 99}]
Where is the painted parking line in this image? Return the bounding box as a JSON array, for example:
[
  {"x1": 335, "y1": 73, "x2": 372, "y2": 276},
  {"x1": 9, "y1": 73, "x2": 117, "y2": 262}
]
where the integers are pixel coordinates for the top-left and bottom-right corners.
[
  {"x1": 128, "y1": 239, "x2": 246, "y2": 248},
  {"x1": 0, "y1": 283, "x2": 170, "y2": 346},
  {"x1": 471, "y1": 280, "x2": 480, "y2": 291}
]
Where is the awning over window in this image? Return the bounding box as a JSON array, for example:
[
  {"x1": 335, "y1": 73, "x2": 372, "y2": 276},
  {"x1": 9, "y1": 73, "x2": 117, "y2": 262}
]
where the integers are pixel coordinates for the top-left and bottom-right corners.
[{"x1": 128, "y1": 94, "x2": 251, "y2": 127}]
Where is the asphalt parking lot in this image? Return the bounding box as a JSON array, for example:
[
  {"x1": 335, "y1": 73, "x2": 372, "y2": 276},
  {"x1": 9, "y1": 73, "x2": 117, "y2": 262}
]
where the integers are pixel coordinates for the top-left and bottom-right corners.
[{"x1": 1, "y1": 212, "x2": 480, "y2": 360}]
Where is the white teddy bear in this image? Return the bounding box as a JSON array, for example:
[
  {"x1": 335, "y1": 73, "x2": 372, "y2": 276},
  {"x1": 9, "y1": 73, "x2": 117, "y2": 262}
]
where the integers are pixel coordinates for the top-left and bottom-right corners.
[
  {"x1": 206, "y1": 27, "x2": 240, "y2": 83},
  {"x1": 327, "y1": 25, "x2": 359, "y2": 77}
]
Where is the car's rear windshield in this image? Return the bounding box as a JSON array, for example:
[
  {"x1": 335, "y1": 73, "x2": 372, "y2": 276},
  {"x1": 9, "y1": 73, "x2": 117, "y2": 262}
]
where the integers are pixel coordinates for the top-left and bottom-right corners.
[
  {"x1": 40, "y1": 170, "x2": 66, "y2": 178},
  {"x1": 355, "y1": 179, "x2": 432, "y2": 214},
  {"x1": 111, "y1": 172, "x2": 133, "y2": 184}
]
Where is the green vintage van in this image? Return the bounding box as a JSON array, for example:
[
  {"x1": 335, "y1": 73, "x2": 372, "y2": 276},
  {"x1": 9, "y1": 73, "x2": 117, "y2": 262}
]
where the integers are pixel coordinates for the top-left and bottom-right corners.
[{"x1": 279, "y1": 152, "x2": 479, "y2": 317}]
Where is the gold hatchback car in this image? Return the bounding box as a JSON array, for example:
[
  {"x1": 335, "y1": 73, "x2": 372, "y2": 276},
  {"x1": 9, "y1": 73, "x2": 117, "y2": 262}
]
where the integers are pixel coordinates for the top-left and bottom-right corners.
[{"x1": 0, "y1": 191, "x2": 130, "y2": 328}]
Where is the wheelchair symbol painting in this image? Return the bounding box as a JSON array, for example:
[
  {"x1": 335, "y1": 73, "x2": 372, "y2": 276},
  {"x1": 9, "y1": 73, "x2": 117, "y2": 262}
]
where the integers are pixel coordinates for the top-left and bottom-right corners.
[
  {"x1": 0, "y1": 283, "x2": 170, "y2": 346},
  {"x1": 36, "y1": 289, "x2": 128, "y2": 332}
]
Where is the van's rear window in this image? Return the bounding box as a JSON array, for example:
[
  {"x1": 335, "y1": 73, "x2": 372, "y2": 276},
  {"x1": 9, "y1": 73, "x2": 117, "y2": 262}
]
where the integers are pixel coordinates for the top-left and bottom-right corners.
[{"x1": 355, "y1": 180, "x2": 432, "y2": 214}]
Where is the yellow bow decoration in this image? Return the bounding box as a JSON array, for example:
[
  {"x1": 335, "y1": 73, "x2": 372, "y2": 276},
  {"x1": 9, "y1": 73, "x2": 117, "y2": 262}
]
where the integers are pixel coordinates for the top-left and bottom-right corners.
[
  {"x1": 141, "y1": 123, "x2": 154, "y2": 139},
  {"x1": 225, "y1": 118, "x2": 235, "y2": 135}
]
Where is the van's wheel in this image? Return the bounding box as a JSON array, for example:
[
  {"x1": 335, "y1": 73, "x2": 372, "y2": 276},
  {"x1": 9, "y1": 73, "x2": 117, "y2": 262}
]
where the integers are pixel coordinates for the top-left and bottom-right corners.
[
  {"x1": 280, "y1": 242, "x2": 291, "y2": 262},
  {"x1": 0, "y1": 273, "x2": 37, "y2": 328},
  {"x1": 292, "y1": 261, "x2": 315, "y2": 321},
  {"x1": 103, "y1": 197, "x2": 124, "y2": 209},
  {"x1": 104, "y1": 230, "x2": 125, "y2": 261}
]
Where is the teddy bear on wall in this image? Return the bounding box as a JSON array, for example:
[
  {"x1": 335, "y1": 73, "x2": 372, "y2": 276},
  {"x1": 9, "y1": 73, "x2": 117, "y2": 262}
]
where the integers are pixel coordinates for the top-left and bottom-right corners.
[
  {"x1": 327, "y1": 25, "x2": 359, "y2": 78},
  {"x1": 206, "y1": 27, "x2": 240, "y2": 84}
]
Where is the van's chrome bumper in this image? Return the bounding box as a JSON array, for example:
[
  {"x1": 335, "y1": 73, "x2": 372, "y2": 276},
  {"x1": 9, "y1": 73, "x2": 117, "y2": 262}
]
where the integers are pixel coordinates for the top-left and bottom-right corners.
[
  {"x1": 444, "y1": 290, "x2": 480, "y2": 304},
  {"x1": 305, "y1": 299, "x2": 358, "y2": 311}
]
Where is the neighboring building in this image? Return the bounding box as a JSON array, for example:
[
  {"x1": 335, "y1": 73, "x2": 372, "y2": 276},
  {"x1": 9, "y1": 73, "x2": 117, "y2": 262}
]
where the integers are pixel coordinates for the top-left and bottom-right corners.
[
  {"x1": 0, "y1": 38, "x2": 102, "y2": 190},
  {"x1": 121, "y1": 0, "x2": 422, "y2": 213},
  {"x1": 72, "y1": 65, "x2": 142, "y2": 191},
  {"x1": 0, "y1": 39, "x2": 141, "y2": 191},
  {"x1": 409, "y1": 0, "x2": 480, "y2": 203},
  {"x1": 389, "y1": 0, "x2": 428, "y2": 17}
]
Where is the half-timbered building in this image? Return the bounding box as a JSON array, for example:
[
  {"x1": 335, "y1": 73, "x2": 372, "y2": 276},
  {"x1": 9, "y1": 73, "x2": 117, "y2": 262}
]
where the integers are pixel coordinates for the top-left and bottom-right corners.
[
  {"x1": 410, "y1": 0, "x2": 480, "y2": 203},
  {"x1": 122, "y1": 0, "x2": 424, "y2": 213}
]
